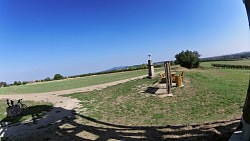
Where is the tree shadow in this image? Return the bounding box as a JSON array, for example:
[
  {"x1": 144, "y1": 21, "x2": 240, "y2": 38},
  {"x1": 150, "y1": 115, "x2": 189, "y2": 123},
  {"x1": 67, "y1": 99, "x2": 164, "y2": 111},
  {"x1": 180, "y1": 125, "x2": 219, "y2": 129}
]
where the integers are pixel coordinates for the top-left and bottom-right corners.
[
  {"x1": 0, "y1": 104, "x2": 241, "y2": 141},
  {"x1": 1, "y1": 105, "x2": 53, "y2": 124}
]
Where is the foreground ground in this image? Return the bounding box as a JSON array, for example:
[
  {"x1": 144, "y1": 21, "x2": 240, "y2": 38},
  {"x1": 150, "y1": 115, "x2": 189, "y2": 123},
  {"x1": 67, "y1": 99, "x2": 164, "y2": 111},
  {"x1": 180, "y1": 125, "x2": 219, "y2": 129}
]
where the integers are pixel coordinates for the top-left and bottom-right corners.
[{"x1": 0, "y1": 66, "x2": 249, "y2": 140}]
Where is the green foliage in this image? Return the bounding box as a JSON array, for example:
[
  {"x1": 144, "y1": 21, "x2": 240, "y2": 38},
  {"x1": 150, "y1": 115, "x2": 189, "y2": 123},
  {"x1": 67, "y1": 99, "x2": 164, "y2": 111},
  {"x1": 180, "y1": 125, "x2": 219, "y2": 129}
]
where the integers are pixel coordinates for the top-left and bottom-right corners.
[
  {"x1": 175, "y1": 50, "x2": 200, "y2": 69},
  {"x1": 139, "y1": 64, "x2": 148, "y2": 69},
  {"x1": 22, "y1": 81, "x2": 28, "y2": 85},
  {"x1": 200, "y1": 59, "x2": 250, "y2": 68},
  {"x1": 53, "y1": 74, "x2": 64, "y2": 80},
  {"x1": 128, "y1": 66, "x2": 136, "y2": 70},
  {"x1": 0, "y1": 82, "x2": 7, "y2": 87},
  {"x1": 17, "y1": 81, "x2": 22, "y2": 85},
  {"x1": 212, "y1": 63, "x2": 250, "y2": 69},
  {"x1": 44, "y1": 77, "x2": 51, "y2": 81},
  {"x1": 14, "y1": 81, "x2": 22, "y2": 85},
  {"x1": 13, "y1": 81, "x2": 17, "y2": 85}
]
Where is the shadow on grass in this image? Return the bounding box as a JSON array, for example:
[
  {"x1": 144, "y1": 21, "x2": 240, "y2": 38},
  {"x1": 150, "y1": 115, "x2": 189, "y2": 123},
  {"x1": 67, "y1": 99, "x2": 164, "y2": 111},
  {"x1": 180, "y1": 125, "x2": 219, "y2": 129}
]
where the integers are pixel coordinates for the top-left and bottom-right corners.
[
  {"x1": 145, "y1": 87, "x2": 159, "y2": 94},
  {"x1": 1, "y1": 105, "x2": 53, "y2": 124},
  {"x1": 56, "y1": 114, "x2": 239, "y2": 141},
  {"x1": 0, "y1": 106, "x2": 239, "y2": 141}
]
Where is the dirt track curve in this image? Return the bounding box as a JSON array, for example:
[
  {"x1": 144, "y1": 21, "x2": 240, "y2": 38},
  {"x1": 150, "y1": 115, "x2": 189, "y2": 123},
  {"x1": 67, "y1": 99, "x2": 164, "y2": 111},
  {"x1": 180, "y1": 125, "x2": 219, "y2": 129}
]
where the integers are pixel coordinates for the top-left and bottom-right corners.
[{"x1": 0, "y1": 75, "x2": 146, "y2": 138}]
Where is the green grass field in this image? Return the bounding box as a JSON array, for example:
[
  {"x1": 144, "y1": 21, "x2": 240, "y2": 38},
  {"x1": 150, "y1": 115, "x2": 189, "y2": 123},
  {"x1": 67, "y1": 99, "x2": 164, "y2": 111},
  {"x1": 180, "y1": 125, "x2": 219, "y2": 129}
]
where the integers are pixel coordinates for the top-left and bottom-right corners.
[
  {"x1": 1, "y1": 63, "x2": 249, "y2": 140},
  {"x1": 0, "y1": 68, "x2": 164, "y2": 94},
  {"x1": 200, "y1": 59, "x2": 250, "y2": 68},
  {"x1": 3, "y1": 59, "x2": 248, "y2": 95},
  {"x1": 67, "y1": 68, "x2": 249, "y2": 126}
]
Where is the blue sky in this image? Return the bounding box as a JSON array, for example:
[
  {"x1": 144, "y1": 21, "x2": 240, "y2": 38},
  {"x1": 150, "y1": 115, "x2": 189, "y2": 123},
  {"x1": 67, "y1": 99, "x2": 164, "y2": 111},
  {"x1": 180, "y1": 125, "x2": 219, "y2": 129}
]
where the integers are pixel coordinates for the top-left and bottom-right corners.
[{"x1": 0, "y1": 0, "x2": 249, "y2": 83}]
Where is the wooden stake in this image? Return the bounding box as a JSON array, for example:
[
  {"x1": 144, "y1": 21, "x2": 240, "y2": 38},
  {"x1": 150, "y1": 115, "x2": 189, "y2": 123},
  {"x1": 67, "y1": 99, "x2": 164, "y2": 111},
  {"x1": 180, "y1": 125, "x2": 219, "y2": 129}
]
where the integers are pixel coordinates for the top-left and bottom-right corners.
[{"x1": 164, "y1": 61, "x2": 171, "y2": 94}]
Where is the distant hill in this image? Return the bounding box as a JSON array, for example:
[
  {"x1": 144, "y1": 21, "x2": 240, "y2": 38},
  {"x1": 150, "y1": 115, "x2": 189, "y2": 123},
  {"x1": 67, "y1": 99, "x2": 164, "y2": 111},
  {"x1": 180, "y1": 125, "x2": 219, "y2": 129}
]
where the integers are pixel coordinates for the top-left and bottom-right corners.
[
  {"x1": 105, "y1": 51, "x2": 250, "y2": 72},
  {"x1": 201, "y1": 51, "x2": 250, "y2": 61},
  {"x1": 104, "y1": 66, "x2": 129, "y2": 72}
]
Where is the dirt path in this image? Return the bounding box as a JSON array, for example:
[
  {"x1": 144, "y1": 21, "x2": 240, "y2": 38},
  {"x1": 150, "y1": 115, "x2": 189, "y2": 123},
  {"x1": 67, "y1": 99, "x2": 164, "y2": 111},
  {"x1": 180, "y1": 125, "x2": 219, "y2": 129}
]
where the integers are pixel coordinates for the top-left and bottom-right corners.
[{"x1": 0, "y1": 75, "x2": 146, "y2": 138}]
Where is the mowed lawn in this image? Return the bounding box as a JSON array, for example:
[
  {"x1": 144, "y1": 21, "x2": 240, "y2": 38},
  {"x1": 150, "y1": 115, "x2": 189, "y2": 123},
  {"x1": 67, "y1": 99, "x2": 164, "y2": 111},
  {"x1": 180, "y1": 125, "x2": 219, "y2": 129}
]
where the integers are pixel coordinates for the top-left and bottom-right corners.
[
  {"x1": 67, "y1": 68, "x2": 250, "y2": 126},
  {"x1": 200, "y1": 59, "x2": 250, "y2": 68},
  {"x1": 0, "y1": 68, "x2": 163, "y2": 94}
]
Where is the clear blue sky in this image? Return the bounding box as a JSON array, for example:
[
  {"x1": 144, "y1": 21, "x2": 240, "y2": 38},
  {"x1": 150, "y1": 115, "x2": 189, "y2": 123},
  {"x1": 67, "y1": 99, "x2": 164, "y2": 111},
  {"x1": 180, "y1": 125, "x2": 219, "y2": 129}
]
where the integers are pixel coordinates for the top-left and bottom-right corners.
[{"x1": 0, "y1": 0, "x2": 249, "y2": 83}]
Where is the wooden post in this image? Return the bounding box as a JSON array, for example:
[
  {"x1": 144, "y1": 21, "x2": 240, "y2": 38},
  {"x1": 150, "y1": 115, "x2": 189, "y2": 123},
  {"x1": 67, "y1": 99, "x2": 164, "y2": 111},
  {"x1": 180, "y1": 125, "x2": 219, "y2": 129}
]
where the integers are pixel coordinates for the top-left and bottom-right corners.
[
  {"x1": 168, "y1": 62, "x2": 172, "y2": 88},
  {"x1": 164, "y1": 61, "x2": 171, "y2": 94}
]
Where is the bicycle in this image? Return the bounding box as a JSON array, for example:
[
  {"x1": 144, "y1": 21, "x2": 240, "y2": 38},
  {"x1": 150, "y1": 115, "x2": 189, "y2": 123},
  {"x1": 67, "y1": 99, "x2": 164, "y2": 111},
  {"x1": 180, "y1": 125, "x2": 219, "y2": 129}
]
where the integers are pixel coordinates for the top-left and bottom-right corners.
[
  {"x1": 6, "y1": 98, "x2": 27, "y2": 117},
  {"x1": 16, "y1": 98, "x2": 27, "y2": 113}
]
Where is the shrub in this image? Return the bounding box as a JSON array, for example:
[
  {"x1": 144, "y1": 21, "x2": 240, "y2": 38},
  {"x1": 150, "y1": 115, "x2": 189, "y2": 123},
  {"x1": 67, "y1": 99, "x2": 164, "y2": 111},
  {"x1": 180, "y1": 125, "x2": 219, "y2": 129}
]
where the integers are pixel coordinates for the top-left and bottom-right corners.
[
  {"x1": 53, "y1": 74, "x2": 64, "y2": 80},
  {"x1": 44, "y1": 77, "x2": 51, "y2": 81},
  {"x1": 211, "y1": 64, "x2": 250, "y2": 69},
  {"x1": 22, "y1": 81, "x2": 28, "y2": 85},
  {"x1": 175, "y1": 50, "x2": 201, "y2": 69},
  {"x1": 0, "y1": 82, "x2": 7, "y2": 87}
]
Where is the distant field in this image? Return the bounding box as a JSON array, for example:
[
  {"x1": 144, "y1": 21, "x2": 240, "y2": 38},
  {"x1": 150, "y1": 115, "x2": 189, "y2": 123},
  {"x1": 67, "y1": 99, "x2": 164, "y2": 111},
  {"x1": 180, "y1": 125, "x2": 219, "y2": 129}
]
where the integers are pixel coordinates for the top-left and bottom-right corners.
[
  {"x1": 0, "y1": 68, "x2": 164, "y2": 94},
  {"x1": 200, "y1": 59, "x2": 250, "y2": 68}
]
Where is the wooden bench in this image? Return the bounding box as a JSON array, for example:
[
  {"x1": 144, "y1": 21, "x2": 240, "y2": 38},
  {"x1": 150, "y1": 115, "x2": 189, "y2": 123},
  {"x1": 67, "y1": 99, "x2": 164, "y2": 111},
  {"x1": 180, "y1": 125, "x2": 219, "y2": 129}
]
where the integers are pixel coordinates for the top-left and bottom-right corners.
[{"x1": 159, "y1": 72, "x2": 177, "y2": 83}]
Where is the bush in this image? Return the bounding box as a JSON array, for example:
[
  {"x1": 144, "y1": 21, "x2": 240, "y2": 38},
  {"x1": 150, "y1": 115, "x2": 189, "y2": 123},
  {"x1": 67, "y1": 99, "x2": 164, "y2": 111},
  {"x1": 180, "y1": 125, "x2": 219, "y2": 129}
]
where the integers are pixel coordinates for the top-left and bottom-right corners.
[
  {"x1": 139, "y1": 64, "x2": 148, "y2": 69},
  {"x1": 0, "y1": 82, "x2": 7, "y2": 87},
  {"x1": 44, "y1": 77, "x2": 51, "y2": 81},
  {"x1": 22, "y1": 81, "x2": 28, "y2": 85},
  {"x1": 175, "y1": 50, "x2": 201, "y2": 69},
  {"x1": 211, "y1": 64, "x2": 250, "y2": 69},
  {"x1": 53, "y1": 74, "x2": 64, "y2": 80}
]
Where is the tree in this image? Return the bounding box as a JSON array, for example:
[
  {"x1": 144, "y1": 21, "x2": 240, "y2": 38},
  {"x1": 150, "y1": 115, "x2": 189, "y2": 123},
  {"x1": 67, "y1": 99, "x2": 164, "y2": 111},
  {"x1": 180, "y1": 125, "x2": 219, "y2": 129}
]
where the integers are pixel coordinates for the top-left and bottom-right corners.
[
  {"x1": 53, "y1": 74, "x2": 63, "y2": 80},
  {"x1": 14, "y1": 81, "x2": 18, "y2": 85},
  {"x1": 140, "y1": 64, "x2": 147, "y2": 69},
  {"x1": 17, "y1": 81, "x2": 22, "y2": 85},
  {"x1": 22, "y1": 81, "x2": 28, "y2": 85},
  {"x1": 0, "y1": 82, "x2": 7, "y2": 87},
  {"x1": 128, "y1": 66, "x2": 136, "y2": 71},
  {"x1": 44, "y1": 77, "x2": 51, "y2": 81},
  {"x1": 175, "y1": 50, "x2": 201, "y2": 69}
]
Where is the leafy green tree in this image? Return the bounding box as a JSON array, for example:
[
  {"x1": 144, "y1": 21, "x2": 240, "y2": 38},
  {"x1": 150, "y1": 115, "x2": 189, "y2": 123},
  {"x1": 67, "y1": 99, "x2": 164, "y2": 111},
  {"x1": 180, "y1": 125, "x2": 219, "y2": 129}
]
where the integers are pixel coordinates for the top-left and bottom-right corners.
[
  {"x1": 128, "y1": 66, "x2": 136, "y2": 71},
  {"x1": 22, "y1": 81, "x2": 28, "y2": 85},
  {"x1": 17, "y1": 81, "x2": 22, "y2": 85},
  {"x1": 0, "y1": 82, "x2": 7, "y2": 87},
  {"x1": 53, "y1": 74, "x2": 64, "y2": 80},
  {"x1": 14, "y1": 81, "x2": 18, "y2": 85},
  {"x1": 44, "y1": 77, "x2": 51, "y2": 81},
  {"x1": 175, "y1": 50, "x2": 201, "y2": 69},
  {"x1": 140, "y1": 64, "x2": 147, "y2": 69}
]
